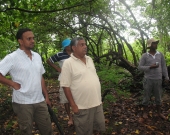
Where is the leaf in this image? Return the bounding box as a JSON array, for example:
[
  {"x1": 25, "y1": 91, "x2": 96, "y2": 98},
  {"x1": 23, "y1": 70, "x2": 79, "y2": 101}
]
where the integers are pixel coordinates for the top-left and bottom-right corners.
[
  {"x1": 104, "y1": 111, "x2": 109, "y2": 114},
  {"x1": 63, "y1": 117, "x2": 69, "y2": 121},
  {"x1": 118, "y1": 121, "x2": 123, "y2": 125},
  {"x1": 105, "y1": 119, "x2": 109, "y2": 123},
  {"x1": 135, "y1": 129, "x2": 140, "y2": 134}
]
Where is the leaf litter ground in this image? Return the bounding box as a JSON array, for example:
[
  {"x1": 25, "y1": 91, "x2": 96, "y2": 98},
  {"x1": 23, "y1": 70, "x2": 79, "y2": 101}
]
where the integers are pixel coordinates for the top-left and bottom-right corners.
[{"x1": 1, "y1": 80, "x2": 170, "y2": 135}]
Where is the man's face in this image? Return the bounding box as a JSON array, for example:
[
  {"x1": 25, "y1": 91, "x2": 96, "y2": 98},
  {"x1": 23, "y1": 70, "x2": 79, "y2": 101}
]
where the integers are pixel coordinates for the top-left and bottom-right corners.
[
  {"x1": 151, "y1": 42, "x2": 158, "y2": 50},
  {"x1": 18, "y1": 31, "x2": 35, "y2": 50},
  {"x1": 65, "y1": 45, "x2": 71, "y2": 52},
  {"x1": 73, "y1": 39, "x2": 87, "y2": 56}
]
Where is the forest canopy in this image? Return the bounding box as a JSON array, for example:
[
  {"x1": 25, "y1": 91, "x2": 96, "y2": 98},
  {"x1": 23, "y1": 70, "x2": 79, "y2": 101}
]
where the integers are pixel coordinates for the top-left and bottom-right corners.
[
  {"x1": 1, "y1": 1, "x2": 170, "y2": 134},
  {"x1": 0, "y1": 0, "x2": 170, "y2": 74}
]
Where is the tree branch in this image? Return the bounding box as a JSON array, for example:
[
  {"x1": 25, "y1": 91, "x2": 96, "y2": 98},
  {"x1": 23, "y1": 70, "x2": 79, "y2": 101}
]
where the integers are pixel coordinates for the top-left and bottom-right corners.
[{"x1": 1, "y1": 0, "x2": 95, "y2": 13}]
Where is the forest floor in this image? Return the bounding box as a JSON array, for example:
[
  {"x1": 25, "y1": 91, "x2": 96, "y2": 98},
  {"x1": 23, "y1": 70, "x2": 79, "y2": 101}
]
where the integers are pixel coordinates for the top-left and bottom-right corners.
[{"x1": 1, "y1": 80, "x2": 170, "y2": 135}]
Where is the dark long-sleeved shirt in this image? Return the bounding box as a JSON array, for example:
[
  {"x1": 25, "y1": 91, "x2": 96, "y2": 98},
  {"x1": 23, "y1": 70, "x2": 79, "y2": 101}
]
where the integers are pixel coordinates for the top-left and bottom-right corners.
[{"x1": 138, "y1": 51, "x2": 169, "y2": 80}]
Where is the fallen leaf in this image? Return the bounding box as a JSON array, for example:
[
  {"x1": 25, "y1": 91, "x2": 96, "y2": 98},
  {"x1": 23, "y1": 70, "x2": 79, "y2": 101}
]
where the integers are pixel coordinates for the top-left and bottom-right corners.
[
  {"x1": 63, "y1": 117, "x2": 69, "y2": 121},
  {"x1": 135, "y1": 129, "x2": 140, "y2": 134},
  {"x1": 118, "y1": 121, "x2": 122, "y2": 124},
  {"x1": 104, "y1": 111, "x2": 109, "y2": 115}
]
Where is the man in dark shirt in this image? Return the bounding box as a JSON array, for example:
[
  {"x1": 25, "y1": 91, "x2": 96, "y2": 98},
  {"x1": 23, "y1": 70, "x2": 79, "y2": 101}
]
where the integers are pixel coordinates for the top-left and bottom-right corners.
[
  {"x1": 47, "y1": 38, "x2": 73, "y2": 126},
  {"x1": 138, "y1": 38, "x2": 169, "y2": 120}
]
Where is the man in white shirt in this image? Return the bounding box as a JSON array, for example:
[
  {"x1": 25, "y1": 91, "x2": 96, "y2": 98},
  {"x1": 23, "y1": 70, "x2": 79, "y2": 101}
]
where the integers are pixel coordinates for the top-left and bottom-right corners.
[
  {"x1": 60, "y1": 37, "x2": 105, "y2": 135},
  {"x1": 0, "y1": 28, "x2": 52, "y2": 135}
]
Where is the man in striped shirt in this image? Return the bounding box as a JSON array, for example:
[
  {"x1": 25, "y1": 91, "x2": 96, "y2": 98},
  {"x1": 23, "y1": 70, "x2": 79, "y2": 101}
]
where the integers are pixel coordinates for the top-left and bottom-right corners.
[
  {"x1": 47, "y1": 38, "x2": 73, "y2": 126},
  {"x1": 0, "y1": 28, "x2": 52, "y2": 134}
]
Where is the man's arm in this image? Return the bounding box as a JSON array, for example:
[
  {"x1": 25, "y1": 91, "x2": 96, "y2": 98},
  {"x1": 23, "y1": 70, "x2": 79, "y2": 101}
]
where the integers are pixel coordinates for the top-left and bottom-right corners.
[
  {"x1": 138, "y1": 54, "x2": 158, "y2": 71},
  {"x1": 63, "y1": 87, "x2": 79, "y2": 114},
  {"x1": 46, "y1": 59, "x2": 61, "y2": 73},
  {"x1": 41, "y1": 76, "x2": 51, "y2": 106},
  {"x1": 0, "y1": 73, "x2": 20, "y2": 90}
]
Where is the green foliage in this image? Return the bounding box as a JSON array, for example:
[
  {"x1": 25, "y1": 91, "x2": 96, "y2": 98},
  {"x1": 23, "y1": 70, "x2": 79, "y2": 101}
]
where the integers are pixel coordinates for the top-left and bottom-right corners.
[
  {"x1": 5, "y1": 120, "x2": 14, "y2": 130},
  {"x1": 97, "y1": 64, "x2": 122, "y2": 89},
  {"x1": 97, "y1": 63, "x2": 131, "y2": 109},
  {"x1": 1, "y1": 0, "x2": 170, "y2": 97},
  {"x1": 0, "y1": 36, "x2": 17, "y2": 59},
  {"x1": 105, "y1": 94, "x2": 116, "y2": 103},
  {"x1": 97, "y1": 63, "x2": 131, "y2": 90},
  {"x1": 124, "y1": 37, "x2": 170, "y2": 67},
  {"x1": 0, "y1": 85, "x2": 13, "y2": 130},
  {"x1": 124, "y1": 40, "x2": 143, "y2": 63},
  {"x1": 105, "y1": 126, "x2": 113, "y2": 135},
  {"x1": 52, "y1": 107, "x2": 58, "y2": 114},
  {"x1": 165, "y1": 52, "x2": 170, "y2": 66}
]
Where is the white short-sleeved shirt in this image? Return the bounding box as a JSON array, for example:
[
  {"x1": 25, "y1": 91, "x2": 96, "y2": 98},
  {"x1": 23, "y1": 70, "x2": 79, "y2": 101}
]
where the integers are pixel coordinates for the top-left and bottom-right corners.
[
  {"x1": 0, "y1": 48, "x2": 45, "y2": 104},
  {"x1": 60, "y1": 54, "x2": 102, "y2": 109}
]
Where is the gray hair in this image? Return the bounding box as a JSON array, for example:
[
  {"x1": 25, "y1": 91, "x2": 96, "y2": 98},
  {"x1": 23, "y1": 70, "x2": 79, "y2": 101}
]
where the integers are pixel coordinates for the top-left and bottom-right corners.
[{"x1": 70, "y1": 37, "x2": 84, "y2": 48}]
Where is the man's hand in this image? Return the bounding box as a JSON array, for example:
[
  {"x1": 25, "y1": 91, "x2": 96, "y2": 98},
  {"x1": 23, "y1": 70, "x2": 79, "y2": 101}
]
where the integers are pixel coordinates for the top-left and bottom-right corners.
[
  {"x1": 12, "y1": 82, "x2": 21, "y2": 90},
  {"x1": 72, "y1": 104, "x2": 79, "y2": 114},
  {"x1": 150, "y1": 63, "x2": 159, "y2": 69},
  {"x1": 45, "y1": 98, "x2": 51, "y2": 107}
]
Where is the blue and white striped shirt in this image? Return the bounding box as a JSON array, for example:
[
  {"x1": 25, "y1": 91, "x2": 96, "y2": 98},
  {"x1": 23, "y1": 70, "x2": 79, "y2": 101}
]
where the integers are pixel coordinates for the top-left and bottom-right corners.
[{"x1": 49, "y1": 52, "x2": 70, "y2": 80}]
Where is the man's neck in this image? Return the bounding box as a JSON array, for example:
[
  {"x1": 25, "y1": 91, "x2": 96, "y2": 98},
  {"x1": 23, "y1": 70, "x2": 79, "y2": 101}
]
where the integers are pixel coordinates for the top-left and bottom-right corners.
[
  {"x1": 66, "y1": 50, "x2": 72, "y2": 55},
  {"x1": 149, "y1": 49, "x2": 156, "y2": 55},
  {"x1": 20, "y1": 47, "x2": 32, "y2": 59},
  {"x1": 73, "y1": 53, "x2": 86, "y2": 64}
]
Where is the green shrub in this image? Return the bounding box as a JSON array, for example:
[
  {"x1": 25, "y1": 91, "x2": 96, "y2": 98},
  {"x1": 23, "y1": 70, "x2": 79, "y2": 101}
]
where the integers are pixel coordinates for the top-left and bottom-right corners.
[
  {"x1": 96, "y1": 64, "x2": 131, "y2": 108},
  {"x1": 0, "y1": 85, "x2": 13, "y2": 130}
]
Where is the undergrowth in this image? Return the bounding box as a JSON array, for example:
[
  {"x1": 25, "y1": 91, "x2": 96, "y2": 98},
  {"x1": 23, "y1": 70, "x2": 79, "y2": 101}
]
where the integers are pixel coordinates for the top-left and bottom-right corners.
[{"x1": 96, "y1": 64, "x2": 131, "y2": 109}]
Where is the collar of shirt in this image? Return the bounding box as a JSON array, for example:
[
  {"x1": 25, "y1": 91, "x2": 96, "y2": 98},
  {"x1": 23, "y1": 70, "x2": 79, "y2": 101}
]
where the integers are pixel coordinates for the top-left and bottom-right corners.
[
  {"x1": 147, "y1": 51, "x2": 160, "y2": 59},
  {"x1": 70, "y1": 53, "x2": 89, "y2": 60},
  {"x1": 17, "y1": 48, "x2": 34, "y2": 58}
]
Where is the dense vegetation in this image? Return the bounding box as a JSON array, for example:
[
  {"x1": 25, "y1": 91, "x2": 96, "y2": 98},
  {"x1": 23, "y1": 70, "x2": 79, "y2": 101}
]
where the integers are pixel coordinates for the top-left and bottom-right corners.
[
  {"x1": 1, "y1": 0, "x2": 170, "y2": 90},
  {"x1": 1, "y1": 0, "x2": 170, "y2": 134}
]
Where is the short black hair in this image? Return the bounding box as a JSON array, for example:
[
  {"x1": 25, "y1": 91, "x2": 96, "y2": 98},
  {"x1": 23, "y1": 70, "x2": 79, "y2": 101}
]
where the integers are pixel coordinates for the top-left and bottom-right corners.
[{"x1": 16, "y1": 28, "x2": 32, "y2": 40}]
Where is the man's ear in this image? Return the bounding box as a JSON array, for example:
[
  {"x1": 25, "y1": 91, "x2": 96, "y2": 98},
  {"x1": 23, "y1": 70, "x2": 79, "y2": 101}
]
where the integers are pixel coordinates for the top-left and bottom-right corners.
[
  {"x1": 18, "y1": 39, "x2": 22, "y2": 45},
  {"x1": 72, "y1": 45, "x2": 76, "y2": 52}
]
